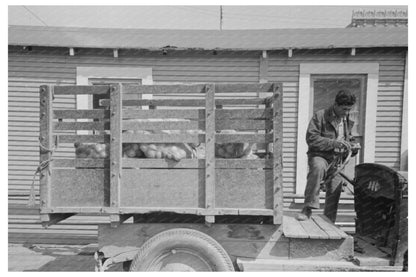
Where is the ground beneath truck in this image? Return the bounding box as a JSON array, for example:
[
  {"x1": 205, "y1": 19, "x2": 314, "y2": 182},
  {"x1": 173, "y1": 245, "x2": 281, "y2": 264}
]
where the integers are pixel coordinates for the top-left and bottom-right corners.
[{"x1": 8, "y1": 244, "x2": 108, "y2": 271}]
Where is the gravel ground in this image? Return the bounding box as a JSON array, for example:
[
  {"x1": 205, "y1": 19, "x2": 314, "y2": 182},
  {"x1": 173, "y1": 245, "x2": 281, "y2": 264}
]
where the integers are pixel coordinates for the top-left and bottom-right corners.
[{"x1": 8, "y1": 243, "x2": 119, "y2": 272}]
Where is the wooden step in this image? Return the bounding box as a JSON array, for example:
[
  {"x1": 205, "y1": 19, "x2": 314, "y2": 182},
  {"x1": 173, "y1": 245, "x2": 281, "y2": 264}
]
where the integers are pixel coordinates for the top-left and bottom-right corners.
[
  {"x1": 282, "y1": 212, "x2": 353, "y2": 260},
  {"x1": 283, "y1": 213, "x2": 348, "y2": 239}
]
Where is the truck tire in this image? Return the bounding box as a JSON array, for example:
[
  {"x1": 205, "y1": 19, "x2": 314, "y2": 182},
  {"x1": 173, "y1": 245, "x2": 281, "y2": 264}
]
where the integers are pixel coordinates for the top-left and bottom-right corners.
[{"x1": 129, "y1": 228, "x2": 234, "y2": 271}]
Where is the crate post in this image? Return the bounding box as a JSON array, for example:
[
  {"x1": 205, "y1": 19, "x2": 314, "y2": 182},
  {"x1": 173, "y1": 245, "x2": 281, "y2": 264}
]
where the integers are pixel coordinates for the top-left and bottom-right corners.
[
  {"x1": 39, "y1": 85, "x2": 53, "y2": 212},
  {"x1": 272, "y1": 83, "x2": 283, "y2": 224},
  {"x1": 205, "y1": 84, "x2": 216, "y2": 223},
  {"x1": 109, "y1": 84, "x2": 122, "y2": 224}
]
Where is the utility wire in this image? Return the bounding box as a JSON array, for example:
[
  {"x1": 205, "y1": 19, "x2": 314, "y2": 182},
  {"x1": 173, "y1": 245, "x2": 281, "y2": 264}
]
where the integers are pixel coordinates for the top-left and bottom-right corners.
[{"x1": 22, "y1": 6, "x2": 48, "y2": 26}]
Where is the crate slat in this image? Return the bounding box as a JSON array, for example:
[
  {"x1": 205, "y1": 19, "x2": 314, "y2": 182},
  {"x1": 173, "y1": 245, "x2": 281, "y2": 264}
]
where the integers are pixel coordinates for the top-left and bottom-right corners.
[
  {"x1": 121, "y1": 119, "x2": 271, "y2": 131},
  {"x1": 121, "y1": 83, "x2": 274, "y2": 94},
  {"x1": 122, "y1": 84, "x2": 206, "y2": 94},
  {"x1": 122, "y1": 158, "x2": 272, "y2": 169},
  {"x1": 54, "y1": 85, "x2": 110, "y2": 95},
  {"x1": 52, "y1": 159, "x2": 109, "y2": 168},
  {"x1": 58, "y1": 134, "x2": 110, "y2": 143},
  {"x1": 121, "y1": 133, "x2": 272, "y2": 143},
  {"x1": 102, "y1": 98, "x2": 269, "y2": 107},
  {"x1": 122, "y1": 108, "x2": 272, "y2": 120},
  {"x1": 54, "y1": 109, "x2": 109, "y2": 119},
  {"x1": 54, "y1": 122, "x2": 109, "y2": 131}
]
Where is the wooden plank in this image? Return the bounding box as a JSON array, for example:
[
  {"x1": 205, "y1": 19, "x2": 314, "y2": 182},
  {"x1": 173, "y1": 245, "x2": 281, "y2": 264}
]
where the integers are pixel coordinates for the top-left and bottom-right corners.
[
  {"x1": 122, "y1": 158, "x2": 272, "y2": 169},
  {"x1": 123, "y1": 109, "x2": 204, "y2": 119},
  {"x1": 215, "y1": 169, "x2": 273, "y2": 209},
  {"x1": 122, "y1": 83, "x2": 206, "y2": 94},
  {"x1": 282, "y1": 215, "x2": 309, "y2": 238},
  {"x1": 40, "y1": 207, "x2": 113, "y2": 213},
  {"x1": 205, "y1": 84, "x2": 216, "y2": 223},
  {"x1": 59, "y1": 134, "x2": 110, "y2": 143},
  {"x1": 52, "y1": 159, "x2": 109, "y2": 168},
  {"x1": 218, "y1": 120, "x2": 272, "y2": 130},
  {"x1": 215, "y1": 83, "x2": 274, "y2": 93},
  {"x1": 216, "y1": 108, "x2": 272, "y2": 120},
  {"x1": 122, "y1": 120, "x2": 202, "y2": 130},
  {"x1": 121, "y1": 83, "x2": 274, "y2": 94},
  {"x1": 311, "y1": 215, "x2": 342, "y2": 239},
  {"x1": 122, "y1": 119, "x2": 270, "y2": 131},
  {"x1": 272, "y1": 83, "x2": 283, "y2": 224},
  {"x1": 298, "y1": 217, "x2": 330, "y2": 239},
  {"x1": 316, "y1": 215, "x2": 348, "y2": 239},
  {"x1": 102, "y1": 98, "x2": 269, "y2": 107},
  {"x1": 120, "y1": 169, "x2": 204, "y2": 208},
  {"x1": 54, "y1": 109, "x2": 109, "y2": 119},
  {"x1": 110, "y1": 84, "x2": 122, "y2": 209},
  {"x1": 122, "y1": 133, "x2": 203, "y2": 143},
  {"x1": 118, "y1": 207, "x2": 205, "y2": 215},
  {"x1": 237, "y1": 208, "x2": 274, "y2": 216},
  {"x1": 54, "y1": 85, "x2": 110, "y2": 95},
  {"x1": 122, "y1": 108, "x2": 272, "y2": 120},
  {"x1": 50, "y1": 169, "x2": 109, "y2": 207},
  {"x1": 216, "y1": 133, "x2": 273, "y2": 143},
  {"x1": 39, "y1": 85, "x2": 53, "y2": 210},
  {"x1": 54, "y1": 121, "x2": 109, "y2": 131},
  {"x1": 216, "y1": 159, "x2": 272, "y2": 169}
]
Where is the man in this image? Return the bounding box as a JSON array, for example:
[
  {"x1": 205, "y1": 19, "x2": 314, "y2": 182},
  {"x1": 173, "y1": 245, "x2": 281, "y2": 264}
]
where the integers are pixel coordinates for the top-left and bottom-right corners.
[{"x1": 297, "y1": 90, "x2": 360, "y2": 222}]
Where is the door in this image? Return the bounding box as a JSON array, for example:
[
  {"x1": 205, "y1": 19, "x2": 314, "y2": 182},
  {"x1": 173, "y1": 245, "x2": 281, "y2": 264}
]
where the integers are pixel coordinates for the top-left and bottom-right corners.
[{"x1": 310, "y1": 74, "x2": 367, "y2": 179}]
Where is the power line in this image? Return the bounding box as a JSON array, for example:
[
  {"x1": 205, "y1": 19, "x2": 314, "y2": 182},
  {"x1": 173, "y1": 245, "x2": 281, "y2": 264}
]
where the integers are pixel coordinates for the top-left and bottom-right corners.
[{"x1": 22, "y1": 6, "x2": 48, "y2": 26}]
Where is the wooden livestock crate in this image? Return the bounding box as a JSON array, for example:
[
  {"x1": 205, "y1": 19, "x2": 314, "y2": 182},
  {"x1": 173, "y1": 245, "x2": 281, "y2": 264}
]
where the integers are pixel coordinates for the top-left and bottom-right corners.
[{"x1": 39, "y1": 83, "x2": 283, "y2": 226}]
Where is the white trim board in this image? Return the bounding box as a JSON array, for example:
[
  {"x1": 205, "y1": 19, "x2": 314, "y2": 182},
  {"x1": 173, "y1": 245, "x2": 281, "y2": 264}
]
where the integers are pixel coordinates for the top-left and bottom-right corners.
[
  {"x1": 400, "y1": 52, "x2": 408, "y2": 171},
  {"x1": 76, "y1": 66, "x2": 153, "y2": 109},
  {"x1": 295, "y1": 63, "x2": 379, "y2": 194}
]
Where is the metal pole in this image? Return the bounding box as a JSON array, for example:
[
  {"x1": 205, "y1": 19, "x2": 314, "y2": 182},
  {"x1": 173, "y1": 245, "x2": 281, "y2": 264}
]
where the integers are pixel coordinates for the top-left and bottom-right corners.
[{"x1": 220, "y1": 6, "x2": 223, "y2": 30}]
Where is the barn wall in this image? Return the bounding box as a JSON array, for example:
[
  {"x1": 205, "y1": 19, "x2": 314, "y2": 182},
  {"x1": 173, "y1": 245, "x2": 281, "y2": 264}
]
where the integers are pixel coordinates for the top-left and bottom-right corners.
[{"x1": 8, "y1": 46, "x2": 406, "y2": 244}]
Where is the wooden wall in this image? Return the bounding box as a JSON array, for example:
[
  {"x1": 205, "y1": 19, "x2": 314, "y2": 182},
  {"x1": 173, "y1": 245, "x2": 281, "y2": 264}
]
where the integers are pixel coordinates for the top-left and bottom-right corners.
[{"x1": 8, "y1": 46, "x2": 406, "y2": 244}]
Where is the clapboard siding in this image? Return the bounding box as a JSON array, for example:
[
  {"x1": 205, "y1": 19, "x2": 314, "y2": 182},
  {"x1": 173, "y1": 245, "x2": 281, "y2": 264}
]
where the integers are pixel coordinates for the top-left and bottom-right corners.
[{"x1": 8, "y1": 47, "x2": 405, "y2": 244}]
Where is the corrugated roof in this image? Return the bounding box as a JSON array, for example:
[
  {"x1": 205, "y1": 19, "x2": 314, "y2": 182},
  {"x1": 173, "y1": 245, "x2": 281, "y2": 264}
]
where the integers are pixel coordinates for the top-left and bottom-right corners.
[{"x1": 8, "y1": 25, "x2": 407, "y2": 51}]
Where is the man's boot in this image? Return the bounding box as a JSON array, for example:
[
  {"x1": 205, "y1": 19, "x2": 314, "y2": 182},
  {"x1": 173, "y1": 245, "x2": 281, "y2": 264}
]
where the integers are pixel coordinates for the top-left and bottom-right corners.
[{"x1": 296, "y1": 206, "x2": 312, "y2": 221}]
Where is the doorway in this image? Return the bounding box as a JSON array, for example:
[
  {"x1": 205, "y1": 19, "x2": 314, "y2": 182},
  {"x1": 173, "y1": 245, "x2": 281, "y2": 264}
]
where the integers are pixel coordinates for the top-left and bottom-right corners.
[{"x1": 310, "y1": 74, "x2": 367, "y2": 179}]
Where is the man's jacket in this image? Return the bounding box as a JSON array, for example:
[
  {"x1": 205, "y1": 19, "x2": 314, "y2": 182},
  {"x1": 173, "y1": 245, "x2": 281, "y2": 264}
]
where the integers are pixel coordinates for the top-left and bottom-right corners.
[{"x1": 306, "y1": 106, "x2": 355, "y2": 161}]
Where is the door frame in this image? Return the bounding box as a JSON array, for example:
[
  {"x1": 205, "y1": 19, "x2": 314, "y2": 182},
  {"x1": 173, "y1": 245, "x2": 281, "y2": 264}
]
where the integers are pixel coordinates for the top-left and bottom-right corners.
[{"x1": 295, "y1": 63, "x2": 379, "y2": 194}]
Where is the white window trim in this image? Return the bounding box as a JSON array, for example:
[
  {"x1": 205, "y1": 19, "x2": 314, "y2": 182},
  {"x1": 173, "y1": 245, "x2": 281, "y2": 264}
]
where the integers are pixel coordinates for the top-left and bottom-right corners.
[
  {"x1": 76, "y1": 66, "x2": 153, "y2": 109},
  {"x1": 295, "y1": 63, "x2": 379, "y2": 194},
  {"x1": 400, "y1": 52, "x2": 408, "y2": 170}
]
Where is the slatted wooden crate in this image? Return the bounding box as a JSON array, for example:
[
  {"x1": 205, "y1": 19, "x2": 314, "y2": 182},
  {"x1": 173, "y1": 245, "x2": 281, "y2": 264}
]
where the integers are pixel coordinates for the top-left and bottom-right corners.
[{"x1": 39, "y1": 83, "x2": 283, "y2": 226}]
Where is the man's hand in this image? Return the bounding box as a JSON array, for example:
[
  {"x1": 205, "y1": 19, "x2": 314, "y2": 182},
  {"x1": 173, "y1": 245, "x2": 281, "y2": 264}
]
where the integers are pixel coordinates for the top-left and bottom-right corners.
[{"x1": 334, "y1": 140, "x2": 351, "y2": 152}]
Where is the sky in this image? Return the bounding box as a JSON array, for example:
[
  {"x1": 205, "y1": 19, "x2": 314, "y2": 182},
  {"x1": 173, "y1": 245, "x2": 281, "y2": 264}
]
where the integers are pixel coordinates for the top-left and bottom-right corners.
[{"x1": 8, "y1": 5, "x2": 408, "y2": 30}]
